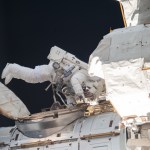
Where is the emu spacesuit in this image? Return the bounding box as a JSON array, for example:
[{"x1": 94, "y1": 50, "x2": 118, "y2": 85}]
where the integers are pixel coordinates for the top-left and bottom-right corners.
[{"x1": 2, "y1": 46, "x2": 105, "y2": 106}]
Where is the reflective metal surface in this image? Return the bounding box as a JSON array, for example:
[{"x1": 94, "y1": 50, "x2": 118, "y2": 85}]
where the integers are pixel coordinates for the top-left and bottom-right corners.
[{"x1": 16, "y1": 108, "x2": 84, "y2": 138}]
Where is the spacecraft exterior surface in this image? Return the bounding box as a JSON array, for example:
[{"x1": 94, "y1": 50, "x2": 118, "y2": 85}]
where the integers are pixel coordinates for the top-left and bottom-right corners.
[
  {"x1": 1, "y1": 0, "x2": 150, "y2": 150},
  {"x1": 0, "y1": 112, "x2": 125, "y2": 150}
]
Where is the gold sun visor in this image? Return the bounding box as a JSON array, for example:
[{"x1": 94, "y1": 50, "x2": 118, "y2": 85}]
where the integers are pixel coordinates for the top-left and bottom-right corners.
[{"x1": 0, "y1": 82, "x2": 30, "y2": 120}]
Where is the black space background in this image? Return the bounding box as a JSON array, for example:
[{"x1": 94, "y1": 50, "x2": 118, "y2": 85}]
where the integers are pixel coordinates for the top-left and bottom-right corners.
[{"x1": 0, "y1": 0, "x2": 123, "y2": 127}]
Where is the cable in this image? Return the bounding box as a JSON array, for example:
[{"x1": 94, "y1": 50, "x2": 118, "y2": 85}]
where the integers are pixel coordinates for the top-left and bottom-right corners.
[{"x1": 56, "y1": 92, "x2": 68, "y2": 107}]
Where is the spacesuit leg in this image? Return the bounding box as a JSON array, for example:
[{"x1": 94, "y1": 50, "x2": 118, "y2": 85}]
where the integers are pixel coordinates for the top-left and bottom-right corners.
[{"x1": 1, "y1": 63, "x2": 55, "y2": 84}]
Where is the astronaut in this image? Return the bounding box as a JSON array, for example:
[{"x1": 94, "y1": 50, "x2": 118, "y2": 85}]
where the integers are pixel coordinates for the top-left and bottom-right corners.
[{"x1": 1, "y1": 46, "x2": 105, "y2": 106}]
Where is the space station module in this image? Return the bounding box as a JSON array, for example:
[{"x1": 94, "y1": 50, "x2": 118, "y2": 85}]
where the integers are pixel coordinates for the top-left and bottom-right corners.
[{"x1": 1, "y1": 0, "x2": 150, "y2": 149}]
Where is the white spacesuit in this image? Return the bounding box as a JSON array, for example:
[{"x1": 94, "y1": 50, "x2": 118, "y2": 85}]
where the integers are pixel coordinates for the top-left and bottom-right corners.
[{"x1": 2, "y1": 46, "x2": 105, "y2": 106}]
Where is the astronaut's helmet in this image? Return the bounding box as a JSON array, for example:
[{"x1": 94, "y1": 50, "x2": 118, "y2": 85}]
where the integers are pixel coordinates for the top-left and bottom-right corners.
[{"x1": 47, "y1": 46, "x2": 67, "y2": 63}]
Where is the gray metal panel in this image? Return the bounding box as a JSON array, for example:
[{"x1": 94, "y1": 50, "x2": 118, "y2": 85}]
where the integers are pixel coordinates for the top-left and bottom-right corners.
[
  {"x1": 80, "y1": 112, "x2": 120, "y2": 136},
  {"x1": 80, "y1": 140, "x2": 111, "y2": 150},
  {"x1": 43, "y1": 142, "x2": 78, "y2": 150},
  {"x1": 109, "y1": 27, "x2": 142, "y2": 62},
  {"x1": 16, "y1": 110, "x2": 83, "y2": 138},
  {"x1": 141, "y1": 25, "x2": 150, "y2": 61}
]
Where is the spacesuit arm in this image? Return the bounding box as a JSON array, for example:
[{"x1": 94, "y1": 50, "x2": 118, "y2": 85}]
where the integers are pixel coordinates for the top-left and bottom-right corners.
[
  {"x1": 1, "y1": 63, "x2": 55, "y2": 84},
  {"x1": 70, "y1": 70, "x2": 87, "y2": 99}
]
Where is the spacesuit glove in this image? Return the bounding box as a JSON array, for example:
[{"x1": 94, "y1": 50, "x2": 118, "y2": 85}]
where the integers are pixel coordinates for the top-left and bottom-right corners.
[{"x1": 1, "y1": 63, "x2": 14, "y2": 84}]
